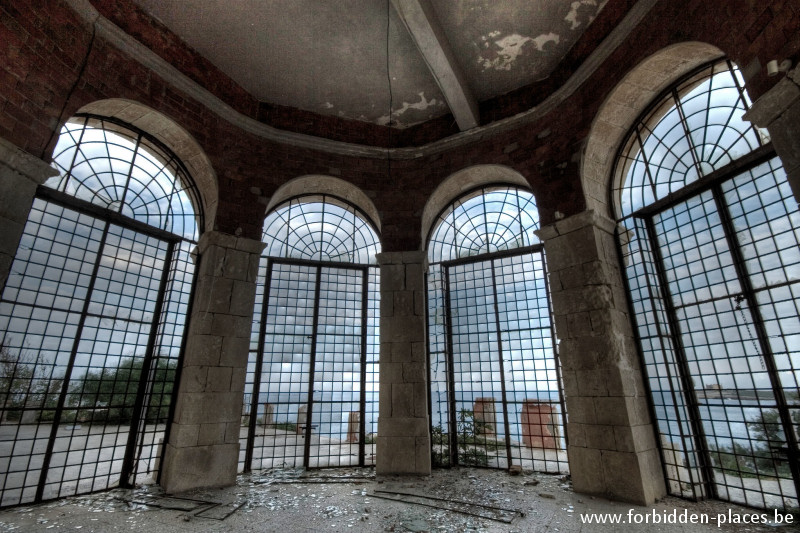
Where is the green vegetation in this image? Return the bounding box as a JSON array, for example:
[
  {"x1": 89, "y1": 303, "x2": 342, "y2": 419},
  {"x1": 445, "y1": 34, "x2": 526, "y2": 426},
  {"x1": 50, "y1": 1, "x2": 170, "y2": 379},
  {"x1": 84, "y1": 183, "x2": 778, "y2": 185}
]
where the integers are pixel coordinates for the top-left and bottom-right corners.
[
  {"x1": 272, "y1": 421, "x2": 298, "y2": 432},
  {"x1": 456, "y1": 409, "x2": 489, "y2": 467},
  {"x1": 67, "y1": 356, "x2": 177, "y2": 424},
  {"x1": 430, "y1": 410, "x2": 507, "y2": 467},
  {"x1": 2, "y1": 340, "x2": 178, "y2": 426},
  {"x1": 0, "y1": 342, "x2": 62, "y2": 422},
  {"x1": 709, "y1": 409, "x2": 800, "y2": 480}
]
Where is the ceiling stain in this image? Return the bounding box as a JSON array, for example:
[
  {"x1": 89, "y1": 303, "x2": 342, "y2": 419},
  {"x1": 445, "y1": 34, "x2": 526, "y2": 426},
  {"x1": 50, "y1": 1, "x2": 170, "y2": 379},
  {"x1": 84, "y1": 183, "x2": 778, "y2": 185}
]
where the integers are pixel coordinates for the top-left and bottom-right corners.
[
  {"x1": 377, "y1": 92, "x2": 445, "y2": 127},
  {"x1": 478, "y1": 33, "x2": 532, "y2": 71},
  {"x1": 531, "y1": 33, "x2": 560, "y2": 52},
  {"x1": 478, "y1": 32, "x2": 561, "y2": 72},
  {"x1": 565, "y1": 0, "x2": 606, "y2": 30}
]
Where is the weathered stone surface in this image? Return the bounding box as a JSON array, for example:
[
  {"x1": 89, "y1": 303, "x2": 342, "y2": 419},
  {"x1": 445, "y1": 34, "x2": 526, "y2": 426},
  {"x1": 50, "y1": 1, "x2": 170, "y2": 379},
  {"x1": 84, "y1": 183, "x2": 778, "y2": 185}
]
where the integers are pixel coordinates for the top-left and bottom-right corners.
[
  {"x1": 379, "y1": 417, "x2": 428, "y2": 437},
  {"x1": 393, "y1": 291, "x2": 414, "y2": 316},
  {"x1": 229, "y1": 279, "x2": 257, "y2": 316},
  {"x1": 382, "y1": 315, "x2": 425, "y2": 343},
  {"x1": 402, "y1": 361, "x2": 426, "y2": 383},
  {"x1": 224, "y1": 421, "x2": 241, "y2": 444},
  {"x1": 583, "y1": 424, "x2": 617, "y2": 450},
  {"x1": 197, "y1": 422, "x2": 227, "y2": 446},
  {"x1": 380, "y1": 264, "x2": 405, "y2": 291},
  {"x1": 171, "y1": 424, "x2": 200, "y2": 448},
  {"x1": 413, "y1": 383, "x2": 428, "y2": 418},
  {"x1": 180, "y1": 366, "x2": 208, "y2": 393},
  {"x1": 567, "y1": 447, "x2": 604, "y2": 494},
  {"x1": 161, "y1": 443, "x2": 239, "y2": 494},
  {"x1": 379, "y1": 362, "x2": 403, "y2": 384},
  {"x1": 220, "y1": 336, "x2": 250, "y2": 367},
  {"x1": 387, "y1": 436, "x2": 416, "y2": 472},
  {"x1": 566, "y1": 422, "x2": 586, "y2": 447},
  {"x1": 222, "y1": 248, "x2": 251, "y2": 281},
  {"x1": 206, "y1": 366, "x2": 233, "y2": 392},
  {"x1": 162, "y1": 232, "x2": 262, "y2": 495},
  {"x1": 390, "y1": 342, "x2": 412, "y2": 362},
  {"x1": 745, "y1": 69, "x2": 800, "y2": 202},
  {"x1": 391, "y1": 383, "x2": 414, "y2": 417},
  {"x1": 411, "y1": 341, "x2": 426, "y2": 362},
  {"x1": 405, "y1": 263, "x2": 424, "y2": 291},
  {"x1": 0, "y1": 140, "x2": 58, "y2": 289},
  {"x1": 381, "y1": 292, "x2": 394, "y2": 317},
  {"x1": 594, "y1": 397, "x2": 632, "y2": 426},
  {"x1": 185, "y1": 334, "x2": 223, "y2": 366},
  {"x1": 377, "y1": 252, "x2": 430, "y2": 475},
  {"x1": 541, "y1": 211, "x2": 665, "y2": 505},
  {"x1": 565, "y1": 396, "x2": 597, "y2": 424},
  {"x1": 601, "y1": 450, "x2": 646, "y2": 503}
]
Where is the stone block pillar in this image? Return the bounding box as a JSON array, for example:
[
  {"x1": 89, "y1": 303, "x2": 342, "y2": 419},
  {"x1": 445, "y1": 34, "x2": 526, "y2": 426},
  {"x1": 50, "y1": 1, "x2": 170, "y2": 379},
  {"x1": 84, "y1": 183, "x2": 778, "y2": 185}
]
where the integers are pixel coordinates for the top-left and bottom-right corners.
[
  {"x1": 376, "y1": 251, "x2": 431, "y2": 475},
  {"x1": 537, "y1": 210, "x2": 665, "y2": 505},
  {"x1": 0, "y1": 137, "x2": 58, "y2": 291},
  {"x1": 160, "y1": 231, "x2": 264, "y2": 494},
  {"x1": 744, "y1": 68, "x2": 800, "y2": 203}
]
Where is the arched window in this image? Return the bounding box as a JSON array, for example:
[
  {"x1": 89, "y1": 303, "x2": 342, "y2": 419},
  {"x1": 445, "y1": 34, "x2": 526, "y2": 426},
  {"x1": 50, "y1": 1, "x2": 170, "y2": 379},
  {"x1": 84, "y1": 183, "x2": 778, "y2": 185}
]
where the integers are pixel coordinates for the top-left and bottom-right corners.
[
  {"x1": 0, "y1": 115, "x2": 201, "y2": 507},
  {"x1": 427, "y1": 186, "x2": 567, "y2": 473},
  {"x1": 614, "y1": 60, "x2": 800, "y2": 509},
  {"x1": 241, "y1": 195, "x2": 380, "y2": 470}
]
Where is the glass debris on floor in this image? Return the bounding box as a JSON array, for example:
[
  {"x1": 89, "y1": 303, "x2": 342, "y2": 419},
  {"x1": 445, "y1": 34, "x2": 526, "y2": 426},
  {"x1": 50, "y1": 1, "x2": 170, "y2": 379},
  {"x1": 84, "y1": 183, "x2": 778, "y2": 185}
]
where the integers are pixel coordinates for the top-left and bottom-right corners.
[{"x1": 0, "y1": 467, "x2": 790, "y2": 532}]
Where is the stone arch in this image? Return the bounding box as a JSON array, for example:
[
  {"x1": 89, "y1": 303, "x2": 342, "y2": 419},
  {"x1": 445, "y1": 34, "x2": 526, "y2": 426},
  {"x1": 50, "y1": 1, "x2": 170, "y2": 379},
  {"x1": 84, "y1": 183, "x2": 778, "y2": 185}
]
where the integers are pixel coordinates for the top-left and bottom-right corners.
[
  {"x1": 75, "y1": 99, "x2": 219, "y2": 233},
  {"x1": 581, "y1": 42, "x2": 726, "y2": 218},
  {"x1": 265, "y1": 175, "x2": 381, "y2": 232},
  {"x1": 420, "y1": 164, "x2": 530, "y2": 249}
]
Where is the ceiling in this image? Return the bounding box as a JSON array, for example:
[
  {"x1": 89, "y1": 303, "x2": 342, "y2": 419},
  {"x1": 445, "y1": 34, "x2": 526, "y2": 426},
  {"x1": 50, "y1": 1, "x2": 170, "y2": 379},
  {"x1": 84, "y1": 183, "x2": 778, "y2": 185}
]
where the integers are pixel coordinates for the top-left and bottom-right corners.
[{"x1": 132, "y1": 0, "x2": 607, "y2": 129}]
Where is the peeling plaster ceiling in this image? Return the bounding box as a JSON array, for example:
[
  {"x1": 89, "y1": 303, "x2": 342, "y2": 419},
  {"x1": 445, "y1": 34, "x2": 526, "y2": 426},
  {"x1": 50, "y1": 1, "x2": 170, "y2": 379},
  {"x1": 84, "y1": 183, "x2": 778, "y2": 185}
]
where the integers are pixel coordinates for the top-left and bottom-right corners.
[{"x1": 131, "y1": 0, "x2": 606, "y2": 128}]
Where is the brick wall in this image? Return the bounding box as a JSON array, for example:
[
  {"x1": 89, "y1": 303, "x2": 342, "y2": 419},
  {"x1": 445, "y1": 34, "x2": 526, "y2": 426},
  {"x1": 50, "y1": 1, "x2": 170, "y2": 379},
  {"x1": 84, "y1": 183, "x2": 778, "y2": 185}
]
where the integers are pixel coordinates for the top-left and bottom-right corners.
[{"x1": 1, "y1": 0, "x2": 797, "y2": 250}]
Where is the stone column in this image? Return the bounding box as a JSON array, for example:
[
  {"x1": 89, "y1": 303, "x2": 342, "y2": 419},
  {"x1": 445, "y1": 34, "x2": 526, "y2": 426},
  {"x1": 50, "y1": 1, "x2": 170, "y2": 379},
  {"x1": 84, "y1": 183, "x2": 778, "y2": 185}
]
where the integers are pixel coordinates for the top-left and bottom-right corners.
[
  {"x1": 744, "y1": 68, "x2": 800, "y2": 202},
  {"x1": 160, "y1": 231, "x2": 264, "y2": 494},
  {"x1": 537, "y1": 210, "x2": 665, "y2": 505},
  {"x1": 0, "y1": 137, "x2": 58, "y2": 290},
  {"x1": 376, "y1": 251, "x2": 431, "y2": 475}
]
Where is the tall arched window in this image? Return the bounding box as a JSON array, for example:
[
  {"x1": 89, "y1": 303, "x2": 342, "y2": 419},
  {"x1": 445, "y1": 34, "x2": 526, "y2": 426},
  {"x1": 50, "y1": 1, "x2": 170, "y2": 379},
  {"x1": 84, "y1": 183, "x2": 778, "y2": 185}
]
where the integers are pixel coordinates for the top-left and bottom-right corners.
[
  {"x1": 0, "y1": 115, "x2": 201, "y2": 507},
  {"x1": 241, "y1": 195, "x2": 380, "y2": 470},
  {"x1": 614, "y1": 60, "x2": 800, "y2": 510},
  {"x1": 427, "y1": 186, "x2": 567, "y2": 473}
]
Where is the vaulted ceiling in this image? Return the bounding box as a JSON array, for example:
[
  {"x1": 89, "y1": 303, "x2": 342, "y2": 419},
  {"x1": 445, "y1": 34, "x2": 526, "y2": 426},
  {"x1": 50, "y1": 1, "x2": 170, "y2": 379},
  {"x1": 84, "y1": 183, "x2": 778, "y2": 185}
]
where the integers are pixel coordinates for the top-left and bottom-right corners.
[{"x1": 131, "y1": 0, "x2": 607, "y2": 129}]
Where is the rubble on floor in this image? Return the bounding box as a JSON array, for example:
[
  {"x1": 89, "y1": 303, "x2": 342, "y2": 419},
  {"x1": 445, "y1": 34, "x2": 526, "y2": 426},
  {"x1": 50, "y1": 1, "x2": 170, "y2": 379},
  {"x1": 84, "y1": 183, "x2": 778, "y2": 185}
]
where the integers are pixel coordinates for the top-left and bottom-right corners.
[{"x1": 0, "y1": 468, "x2": 796, "y2": 532}]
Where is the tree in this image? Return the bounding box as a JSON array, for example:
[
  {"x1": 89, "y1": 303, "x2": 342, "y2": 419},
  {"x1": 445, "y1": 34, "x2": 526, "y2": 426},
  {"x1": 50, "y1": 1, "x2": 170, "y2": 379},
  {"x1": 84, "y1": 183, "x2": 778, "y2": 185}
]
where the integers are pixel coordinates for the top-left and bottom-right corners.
[
  {"x1": 747, "y1": 408, "x2": 799, "y2": 477},
  {"x1": 68, "y1": 356, "x2": 177, "y2": 424},
  {"x1": 0, "y1": 341, "x2": 62, "y2": 422},
  {"x1": 456, "y1": 409, "x2": 489, "y2": 467}
]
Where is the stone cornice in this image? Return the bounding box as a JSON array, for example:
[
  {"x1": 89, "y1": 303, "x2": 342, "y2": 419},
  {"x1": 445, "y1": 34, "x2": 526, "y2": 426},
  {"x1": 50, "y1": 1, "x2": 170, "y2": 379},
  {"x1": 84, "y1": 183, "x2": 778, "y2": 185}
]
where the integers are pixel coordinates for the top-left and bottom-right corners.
[
  {"x1": 536, "y1": 209, "x2": 617, "y2": 241},
  {"x1": 0, "y1": 137, "x2": 59, "y2": 184},
  {"x1": 67, "y1": 0, "x2": 657, "y2": 160}
]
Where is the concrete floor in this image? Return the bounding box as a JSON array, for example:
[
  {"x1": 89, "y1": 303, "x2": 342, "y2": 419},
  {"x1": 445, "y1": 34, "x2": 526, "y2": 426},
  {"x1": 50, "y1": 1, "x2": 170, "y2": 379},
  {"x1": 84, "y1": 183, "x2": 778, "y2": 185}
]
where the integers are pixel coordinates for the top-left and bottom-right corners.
[{"x1": 0, "y1": 467, "x2": 797, "y2": 533}]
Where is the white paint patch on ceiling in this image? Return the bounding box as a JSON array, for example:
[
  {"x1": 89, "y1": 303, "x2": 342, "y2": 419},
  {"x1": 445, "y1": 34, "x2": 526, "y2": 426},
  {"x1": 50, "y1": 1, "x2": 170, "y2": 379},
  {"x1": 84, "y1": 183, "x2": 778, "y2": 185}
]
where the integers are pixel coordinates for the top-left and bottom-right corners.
[
  {"x1": 532, "y1": 33, "x2": 561, "y2": 51},
  {"x1": 479, "y1": 33, "x2": 533, "y2": 71},
  {"x1": 377, "y1": 92, "x2": 446, "y2": 127},
  {"x1": 565, "y1": 0, "x2": 607, "y2": 30},
  {"x1": 478, "y1": 32, "x2": 560, "y2": 72}
]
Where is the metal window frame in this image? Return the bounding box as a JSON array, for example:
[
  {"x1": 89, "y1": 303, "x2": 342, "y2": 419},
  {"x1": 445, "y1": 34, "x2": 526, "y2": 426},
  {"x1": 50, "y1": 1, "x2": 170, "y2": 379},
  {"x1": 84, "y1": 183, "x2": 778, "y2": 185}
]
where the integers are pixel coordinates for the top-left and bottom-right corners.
[
  {"x1": 0, "y1": 117, "x2": 201, "y2": 508},
  {"x1": 612, "y1": 59, "x2": 800, "y2": 508},
  {"x1": 243, "y1": 257, "x2": 377, "y2": 471},
  {"x1": 432, "y1": 243, "x2": 568, "y2": 473}
]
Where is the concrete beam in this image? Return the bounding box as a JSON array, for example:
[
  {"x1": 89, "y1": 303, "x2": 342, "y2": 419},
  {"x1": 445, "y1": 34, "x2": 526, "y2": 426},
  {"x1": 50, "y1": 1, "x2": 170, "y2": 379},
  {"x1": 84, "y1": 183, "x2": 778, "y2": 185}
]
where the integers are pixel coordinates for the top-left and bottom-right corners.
[{"x1": 391, "y1": 0, "x2": 479, "y2": 131}]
